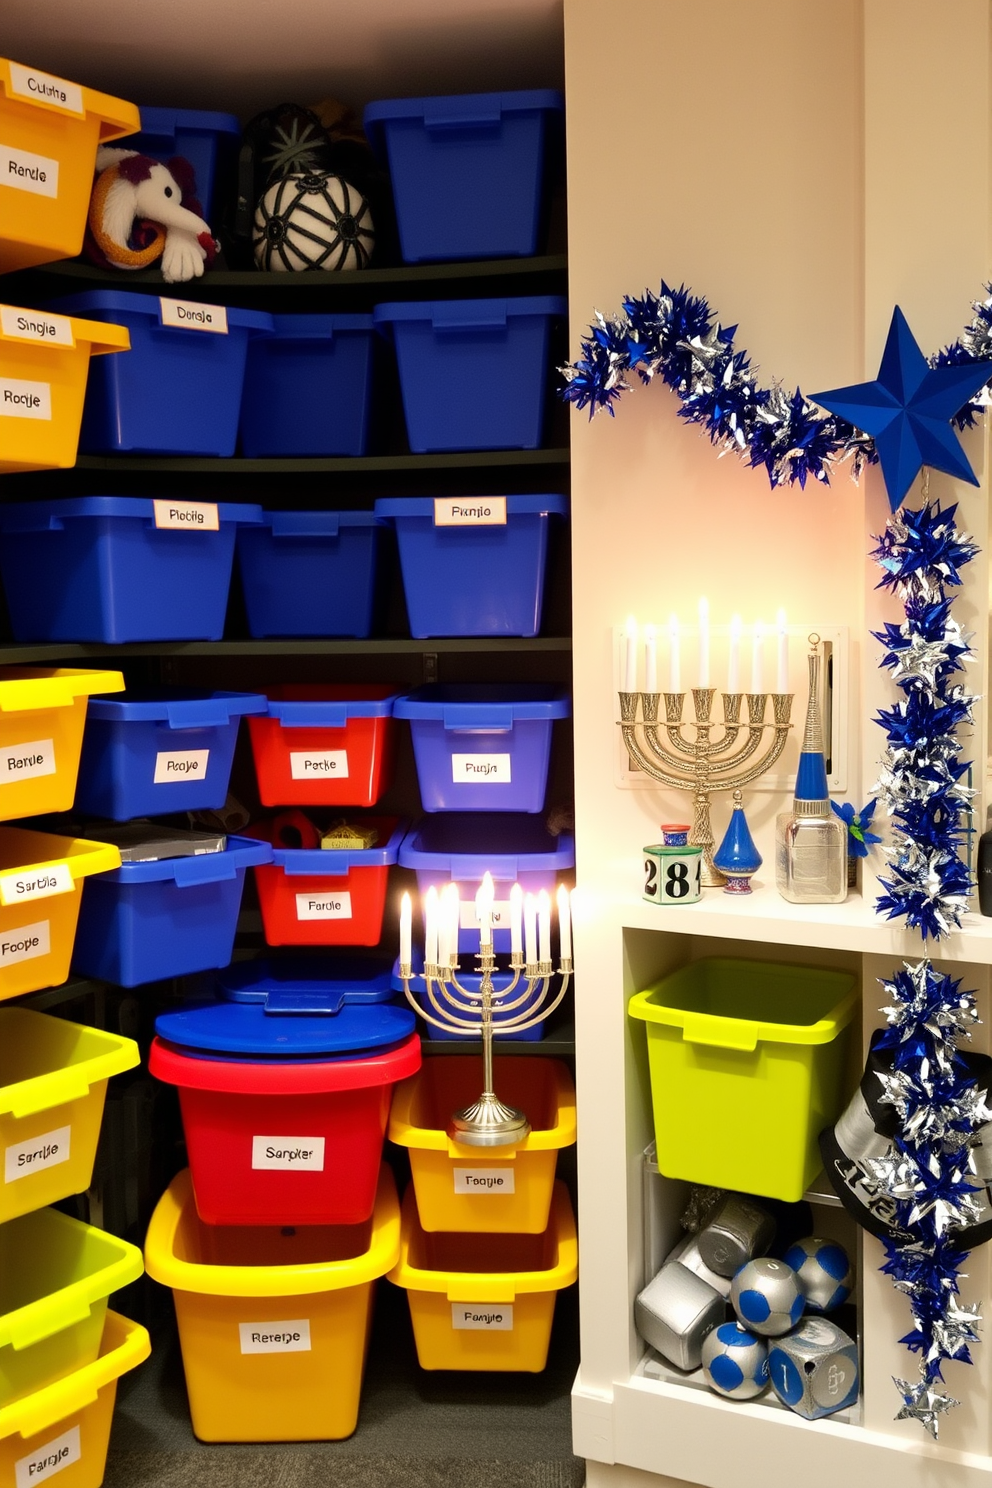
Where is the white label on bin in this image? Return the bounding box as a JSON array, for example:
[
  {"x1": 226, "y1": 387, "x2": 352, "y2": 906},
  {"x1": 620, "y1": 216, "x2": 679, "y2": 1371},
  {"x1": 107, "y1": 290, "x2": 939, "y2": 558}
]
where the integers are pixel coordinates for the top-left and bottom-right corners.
[
  {"x1": 14, "y1": 1425, "x2": 81, "y2": 1488},
  {"x1": 433, "y1": 498, "x2": 507, "y2": 527},
  {"x1": 0, "y1": 921, "x2": 50, "y2": 967},
  {"x1": 239, "y1": 1319, "x2": 312, "y2": 1354},
  {"x1": 295, "y1": 891, "x2": 352, "y2": 921},
  {"x1": 453, "y1": 1167, "x2": 515, "y2": 1195},
  {"x1": 0, "y1": 308, "x2": 73, "y2": 347},
  {"x1": 159, "y1": 298, "x2": 228, "y2": 334},
  {"x1": 451, "y1": 753, "x2": 511, "y2": 785},
  {"x1": 0, "y1": 863, "x2": 72, "y2": 906},
  {"x1": 0, "y1": 739, "x2": 55, "y2": 782},
  {"x1": 459, "y1": 899, "x2": 512, "y2": 931},
  {"x1": 152, "y1": 499, "x2": 220, "y2": 531},
  {"x1": 153, "y1": 749, "x2": 210, "y2": 784},
  {"x1": 0, "y1": 144, "x2": 58, "y2": 199},
  {"x1": 451, "y1": 1304, "x2": 513, "y2": 1331},
  {"x1": 251, "y1": 1136, "x2": 325, "y2": 1171},
  {"x1": 290, "y1": 750, "x2": 349, "y2": 781},
  {"x1": 5, "y1": 1125, "x2": 71, "y2": 1184},
  {"x1": 8, "y1": 64, "x2": 84, "y2": 116},
  {"x1": 0, "y1": 377, "x2": 51, "y2": 419}
]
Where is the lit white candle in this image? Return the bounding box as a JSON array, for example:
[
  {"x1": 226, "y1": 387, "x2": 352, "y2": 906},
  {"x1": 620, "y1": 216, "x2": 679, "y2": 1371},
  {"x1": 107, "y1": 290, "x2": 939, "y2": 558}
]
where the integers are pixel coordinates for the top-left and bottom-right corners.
[
  {"x1": 697, "y1": 597, "x2": 710, "y2": 687},
  {"x1": 445, "y1": 884, "x2": 460, "y2": 966},
  {"x1": 776, "y1": 609, "x2": 789, "y2": 693},
  {"x1": 510, "y1": 882, "x2": 523, "y2": 958},
  {"x1": 400, "y1": 892, "x2": 412, "y2": 968},
  {"x1": 538, "y1": 889, "x2": 551, "y2": 964},
  {"x1": 438, "y1": 883, "x2": 458, "y2": 968},
  {"x1": 751, "y1": 620, "x2": 765, "y2": 693},
  {"x1": 644, "y1": 623, "x2": 658, "y2": 693},
  {"x1": 668, "y1": 613, "x2": 681, "y2": 692},
  {"x1": 728, "y1": 614, "x2": 742, "y2": 693},
  {"x1": 524, "y1": 892, "x2": 537, "y2": 966},
  {"x1": 557, "y1": 883, "x2": 571, "y2": 961},
  {"x1": 424, "y1": 885, "x2": 439, "y2": 967},
  {"x1": 476, "y1": 870, "x2": 494, "y2": 948},
  {"x1": 624, "y1": 616, "x2": 638, "y2": 692}
]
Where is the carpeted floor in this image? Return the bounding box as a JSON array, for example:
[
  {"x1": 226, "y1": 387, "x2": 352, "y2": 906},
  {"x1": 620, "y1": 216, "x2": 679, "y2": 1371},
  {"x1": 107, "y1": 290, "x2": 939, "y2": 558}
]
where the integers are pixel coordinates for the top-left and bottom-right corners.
[{"x1": 104, "y1": 1282, "x2": 585, "y2": 1488}]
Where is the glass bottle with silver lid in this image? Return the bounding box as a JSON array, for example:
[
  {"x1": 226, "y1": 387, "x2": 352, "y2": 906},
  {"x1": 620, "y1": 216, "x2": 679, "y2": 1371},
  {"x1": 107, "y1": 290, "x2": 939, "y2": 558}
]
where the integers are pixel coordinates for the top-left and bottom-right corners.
[{"x1": 775, "y1": 635, "x2": 847, "y2": 904}]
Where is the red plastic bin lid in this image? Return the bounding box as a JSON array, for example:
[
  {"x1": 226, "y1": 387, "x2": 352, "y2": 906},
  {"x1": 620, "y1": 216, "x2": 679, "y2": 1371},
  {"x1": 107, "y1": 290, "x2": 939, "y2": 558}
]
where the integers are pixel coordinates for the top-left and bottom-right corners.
[{"x1": 148, "y1": 1030, "x2": 421, "y2": 1094}]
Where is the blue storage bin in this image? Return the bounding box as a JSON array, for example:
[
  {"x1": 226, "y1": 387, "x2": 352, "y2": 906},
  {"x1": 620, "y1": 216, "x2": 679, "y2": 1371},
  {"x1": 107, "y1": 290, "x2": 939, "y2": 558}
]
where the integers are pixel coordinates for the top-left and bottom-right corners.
[
  {"x1": 363, "y1": 90, "x2": 563, "y2": 263},
  {"x1": 45, "y1": 291, "x2": 272, "y2": 456},
  {"x1": 0, "y1": 496, "x2": 262, "y2": 644},
  {"x1": 392, "y1": 685, "x2": 570, "y2": 813},
  {"x1": 75, "y1": 690, "x2": 268, "y2": 820},
  {"x1": 117, "y1": 107, "x2": 241, "y2": 221},
  {"x1": 237, "y1": 511, "x2": 384, "y2": 638},
  {"x1": 398, "y1": 813, "x2": 575, "y2": 953},
  {"x1": 71, "y1": 836, "x2": 272, "y2": 988},
  {"x1": 375, "y1": 494, "x2": 565, "y2": 637},
  {"x1": 217, "y1": 954, "x2": 396, "y2": 1013},
  {"x1": 373, "y1": 296, "x2": 566, "y2": 452},
  {"x1": 392, "y1": 952, "x2": 546, "y2": 1042},
  {"x1": 239, "y1": 314, "x2": 376, "y2": 457}
]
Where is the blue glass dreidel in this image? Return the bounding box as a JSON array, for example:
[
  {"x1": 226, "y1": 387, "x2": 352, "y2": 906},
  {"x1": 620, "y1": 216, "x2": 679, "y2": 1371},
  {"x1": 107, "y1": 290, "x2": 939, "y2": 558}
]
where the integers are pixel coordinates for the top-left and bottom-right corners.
[
  {"x1": 713, "y1": 790, "x2": 762, "y2": 895},
  {"x1": 643, "y1": 842, "x2": 703, "y2": 906}
]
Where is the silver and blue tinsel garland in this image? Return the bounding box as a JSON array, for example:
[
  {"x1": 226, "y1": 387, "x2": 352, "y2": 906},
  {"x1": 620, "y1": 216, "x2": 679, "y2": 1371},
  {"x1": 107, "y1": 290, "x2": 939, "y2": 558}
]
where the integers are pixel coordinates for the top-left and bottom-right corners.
[{"x1": 560, "y1": 282, "x2": 992, "y2": 490}]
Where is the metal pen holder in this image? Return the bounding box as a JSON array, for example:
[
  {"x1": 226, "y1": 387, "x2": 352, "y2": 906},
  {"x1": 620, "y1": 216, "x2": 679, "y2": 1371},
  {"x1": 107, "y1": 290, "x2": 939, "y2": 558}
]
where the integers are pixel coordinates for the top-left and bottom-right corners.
[{"x1": 619, "y1": 688, "x2": 793, "y2": 886}]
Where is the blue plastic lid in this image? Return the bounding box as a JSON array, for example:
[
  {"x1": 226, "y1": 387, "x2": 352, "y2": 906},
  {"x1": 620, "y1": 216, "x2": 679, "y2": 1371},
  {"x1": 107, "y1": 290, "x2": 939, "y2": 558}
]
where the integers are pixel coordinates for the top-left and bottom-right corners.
[
  {"x1": 262, "y1": 685, "x2": 398, "y2": 726},
  {"x1": 373, "y1": 296, "x2": 566, "y2": 337},
  {"x1": 87, "y1": 690, "x2": 267, "y2": 725},
  {"x1": 44, "y1": 292, "x2": 272, "y2": 335},
  {"x1": 125, "y1": 107, "x2": 242, "y2": 140},
  {"x1": 263, "y1": 313, "x2": 375, "y2": 339},
  {"x1": 253, "y1": 511, "x2": 385, "y2": 538},
  {"x1": 268, "y1": 817, "x2": 406, "y2": 873},
  {"x1": 398, "y1": 813, "x2": 574, "y2": 878},
  {"x1": 217, "y1": 955, "x2": 395, "y2": 1013},
  {"x1": 100, "y1": 834, "x2": 272, "y2": 884},
  {"x1": 374, "y1": 494, "x2": 567, "y2": 520},
  {"x1": 0, "y1": 497, "x2": 263, "y2": 532},
  {"x1": 392, "y1": 684, "x2": 570, "y2": 727},
  {"x1": 154, "y1": 997, "x2": 415, "y2": 1058},
  {"x1": 364, "y1": 89, "x2": 564, "y2": 158}
]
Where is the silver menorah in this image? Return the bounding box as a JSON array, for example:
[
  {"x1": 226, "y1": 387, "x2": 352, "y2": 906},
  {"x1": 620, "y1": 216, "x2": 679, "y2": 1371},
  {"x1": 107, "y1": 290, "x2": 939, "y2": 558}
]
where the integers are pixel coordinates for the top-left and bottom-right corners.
[
  {"x1": 397, "y1": 881, "x2": 572, "y2": 1146},
  {"x1": 619, "y1": 688, "x2": 794, "y2": 886}
]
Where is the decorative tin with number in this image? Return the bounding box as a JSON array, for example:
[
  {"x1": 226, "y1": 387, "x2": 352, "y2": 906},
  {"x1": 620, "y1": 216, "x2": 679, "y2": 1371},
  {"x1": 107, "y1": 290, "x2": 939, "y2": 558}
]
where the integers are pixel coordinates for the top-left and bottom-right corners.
[{"x1": 643, "y1": 843, "x2": 703, "y2": 906}]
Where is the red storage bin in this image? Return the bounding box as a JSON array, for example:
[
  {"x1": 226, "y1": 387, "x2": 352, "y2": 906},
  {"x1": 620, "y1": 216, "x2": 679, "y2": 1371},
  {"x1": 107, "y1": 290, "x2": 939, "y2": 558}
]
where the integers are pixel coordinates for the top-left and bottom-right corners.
[
  {"x1": 251, "y1": 816, "x2": 405, "y2": 947},
  {"x1": 148, "y1": 1031, "x2": 421, "y2": 1226},
  {"x1": 247, "y1": 686, "x2": 399, "y2": 808}
]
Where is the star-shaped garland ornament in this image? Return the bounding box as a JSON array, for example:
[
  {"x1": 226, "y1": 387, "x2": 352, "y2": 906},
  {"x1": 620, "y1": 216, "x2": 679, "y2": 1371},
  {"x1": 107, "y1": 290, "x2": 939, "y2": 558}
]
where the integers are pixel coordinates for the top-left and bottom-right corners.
[{"x1": 812, "y1": 308, "x2": 992, "y2": 513}]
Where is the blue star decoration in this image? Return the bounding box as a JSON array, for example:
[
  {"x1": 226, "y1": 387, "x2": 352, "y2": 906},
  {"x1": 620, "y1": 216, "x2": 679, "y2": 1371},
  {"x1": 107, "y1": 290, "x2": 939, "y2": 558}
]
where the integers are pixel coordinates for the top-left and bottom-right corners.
[{"x1": 812, "y1": 307, "x2": 992, "y2": 512}]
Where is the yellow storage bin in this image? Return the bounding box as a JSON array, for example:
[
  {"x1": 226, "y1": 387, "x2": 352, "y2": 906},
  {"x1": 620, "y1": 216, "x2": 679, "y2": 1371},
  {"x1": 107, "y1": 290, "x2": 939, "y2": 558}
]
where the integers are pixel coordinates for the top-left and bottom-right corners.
[
  {"x1": 0, "y1": 308, "x2": 129, "y2": 473},
  {"x1": 628, "y1": 957, "x2": 858, "y2": 1202},
  {"x1": 388, "y1": 1055, "x2": 576, "y2": 1234},
  {"x1": 0, "y1": 669, "x2": 125, "y2": 820},
  {"x1": 389, "y1": 1180, "x2": 577, "y2": 1372},
  {"x1": 0, "y1": 1208, "x2": 143, "y2": 1408},
  {"x1": 144, "y1": 1163, "x2": 400, "y2": 1443},
  {"x1": 0, "y1": 828, "x2": 121, "y2": 1004},
  {"x1": 0, "y1": 1008, "x2": 139, "y2": 1223},
  {"x1": 0, "y1": 1312, "x2": 149, "y2": 1488},
  {"x1": 0, "y1": 60, "x2": 139, "y2": 273}
]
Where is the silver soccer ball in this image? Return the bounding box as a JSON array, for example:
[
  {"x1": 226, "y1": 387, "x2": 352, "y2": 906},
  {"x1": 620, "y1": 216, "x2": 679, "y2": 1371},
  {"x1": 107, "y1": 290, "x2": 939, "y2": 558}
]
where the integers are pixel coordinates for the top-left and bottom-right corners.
[
  {"x1": 730, "y1": 1256, "x2": 805, "y2": 1337},
  {"x1": 701, "y1": 1321, "x2": 770, "y2": 1399}
]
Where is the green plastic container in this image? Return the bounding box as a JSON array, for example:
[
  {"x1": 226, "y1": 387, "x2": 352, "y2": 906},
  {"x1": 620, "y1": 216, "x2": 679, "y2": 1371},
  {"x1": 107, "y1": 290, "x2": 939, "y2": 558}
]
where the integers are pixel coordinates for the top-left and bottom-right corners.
[
  {"x1": 628, "y1": 958, "x2": 857, "y2": 1202},
  {"x1": 0, "y1": 1206, "x2": 143, "y2": 1407}
]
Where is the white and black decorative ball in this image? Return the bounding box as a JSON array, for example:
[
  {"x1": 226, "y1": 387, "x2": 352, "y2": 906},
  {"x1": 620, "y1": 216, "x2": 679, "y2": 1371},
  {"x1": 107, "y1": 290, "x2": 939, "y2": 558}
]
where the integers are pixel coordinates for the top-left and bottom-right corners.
[
  {"x1": 701, "y1": 1322, "x2": 769, "y2": 1400},
  {"x1": 782, "y1": 1237, "x2": 854, "y2": 1314},
  {"x1": 253, "y1": 171, "x2": 375, "y2": 272},
  {"x1": 730, "y1": 1257, "x2": 805, "y2": 1337}
]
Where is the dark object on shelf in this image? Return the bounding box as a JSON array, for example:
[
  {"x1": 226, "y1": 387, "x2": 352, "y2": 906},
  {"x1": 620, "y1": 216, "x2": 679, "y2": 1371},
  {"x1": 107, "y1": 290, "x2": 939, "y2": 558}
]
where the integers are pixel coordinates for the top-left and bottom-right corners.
[
  {"x1": 77, "y1": 822, "x2": 226, "y2": 862},
  {"x1": 979, "y1": 805, "x2": 992, "y2": 915}
]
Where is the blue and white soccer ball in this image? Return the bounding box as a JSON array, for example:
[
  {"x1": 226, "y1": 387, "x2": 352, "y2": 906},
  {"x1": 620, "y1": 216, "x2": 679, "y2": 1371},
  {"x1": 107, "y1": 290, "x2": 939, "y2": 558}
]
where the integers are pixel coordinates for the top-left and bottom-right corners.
[
  {"x1": 701, "y1": 1322, "x2": 770, "y2": 1399},
  {"x1": 730, "y1": 1257, "x2": 805, "y2": 1337},
  {"x1": 781, "y1": 1236, "x2": 854, "y2": 1314}
]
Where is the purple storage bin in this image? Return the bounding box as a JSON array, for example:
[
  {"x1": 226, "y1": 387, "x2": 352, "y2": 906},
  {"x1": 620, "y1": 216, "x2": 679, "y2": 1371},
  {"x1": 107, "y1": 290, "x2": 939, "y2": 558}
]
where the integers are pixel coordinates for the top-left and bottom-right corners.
[
  {"x1": 397, "y1": 813, "x2": 574, "y2": 954},
  {"x1": 391, "y1": 953, "x2": 547, "y2": 1041},
  {"x1": 392, "y1": 684, "x2": 570, "y2": 814}
]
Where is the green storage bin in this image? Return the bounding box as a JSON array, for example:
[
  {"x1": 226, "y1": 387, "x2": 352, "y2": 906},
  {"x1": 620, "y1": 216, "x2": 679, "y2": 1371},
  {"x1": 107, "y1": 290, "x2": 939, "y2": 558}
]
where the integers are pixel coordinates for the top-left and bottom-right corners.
[{"x1": 628, "y1": 958, "x2": 857, "y2": 1202}]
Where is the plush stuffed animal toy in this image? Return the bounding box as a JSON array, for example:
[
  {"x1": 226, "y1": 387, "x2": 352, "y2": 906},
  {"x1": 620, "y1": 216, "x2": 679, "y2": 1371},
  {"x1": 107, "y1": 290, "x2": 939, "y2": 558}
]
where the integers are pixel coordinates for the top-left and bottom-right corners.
[{"x1": 86, "y1": 147, "x2": 218, "y2": 283}]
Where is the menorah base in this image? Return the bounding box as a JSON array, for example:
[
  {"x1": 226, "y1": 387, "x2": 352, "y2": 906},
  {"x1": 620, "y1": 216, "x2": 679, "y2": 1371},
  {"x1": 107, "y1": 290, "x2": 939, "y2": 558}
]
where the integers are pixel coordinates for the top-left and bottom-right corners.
[
  {"x1": 699, "y1": 850, "x2": 727, "y2": 889},
  {"x1": 448, "y1": 1091, "x2": 532, "y2": 1148}
]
